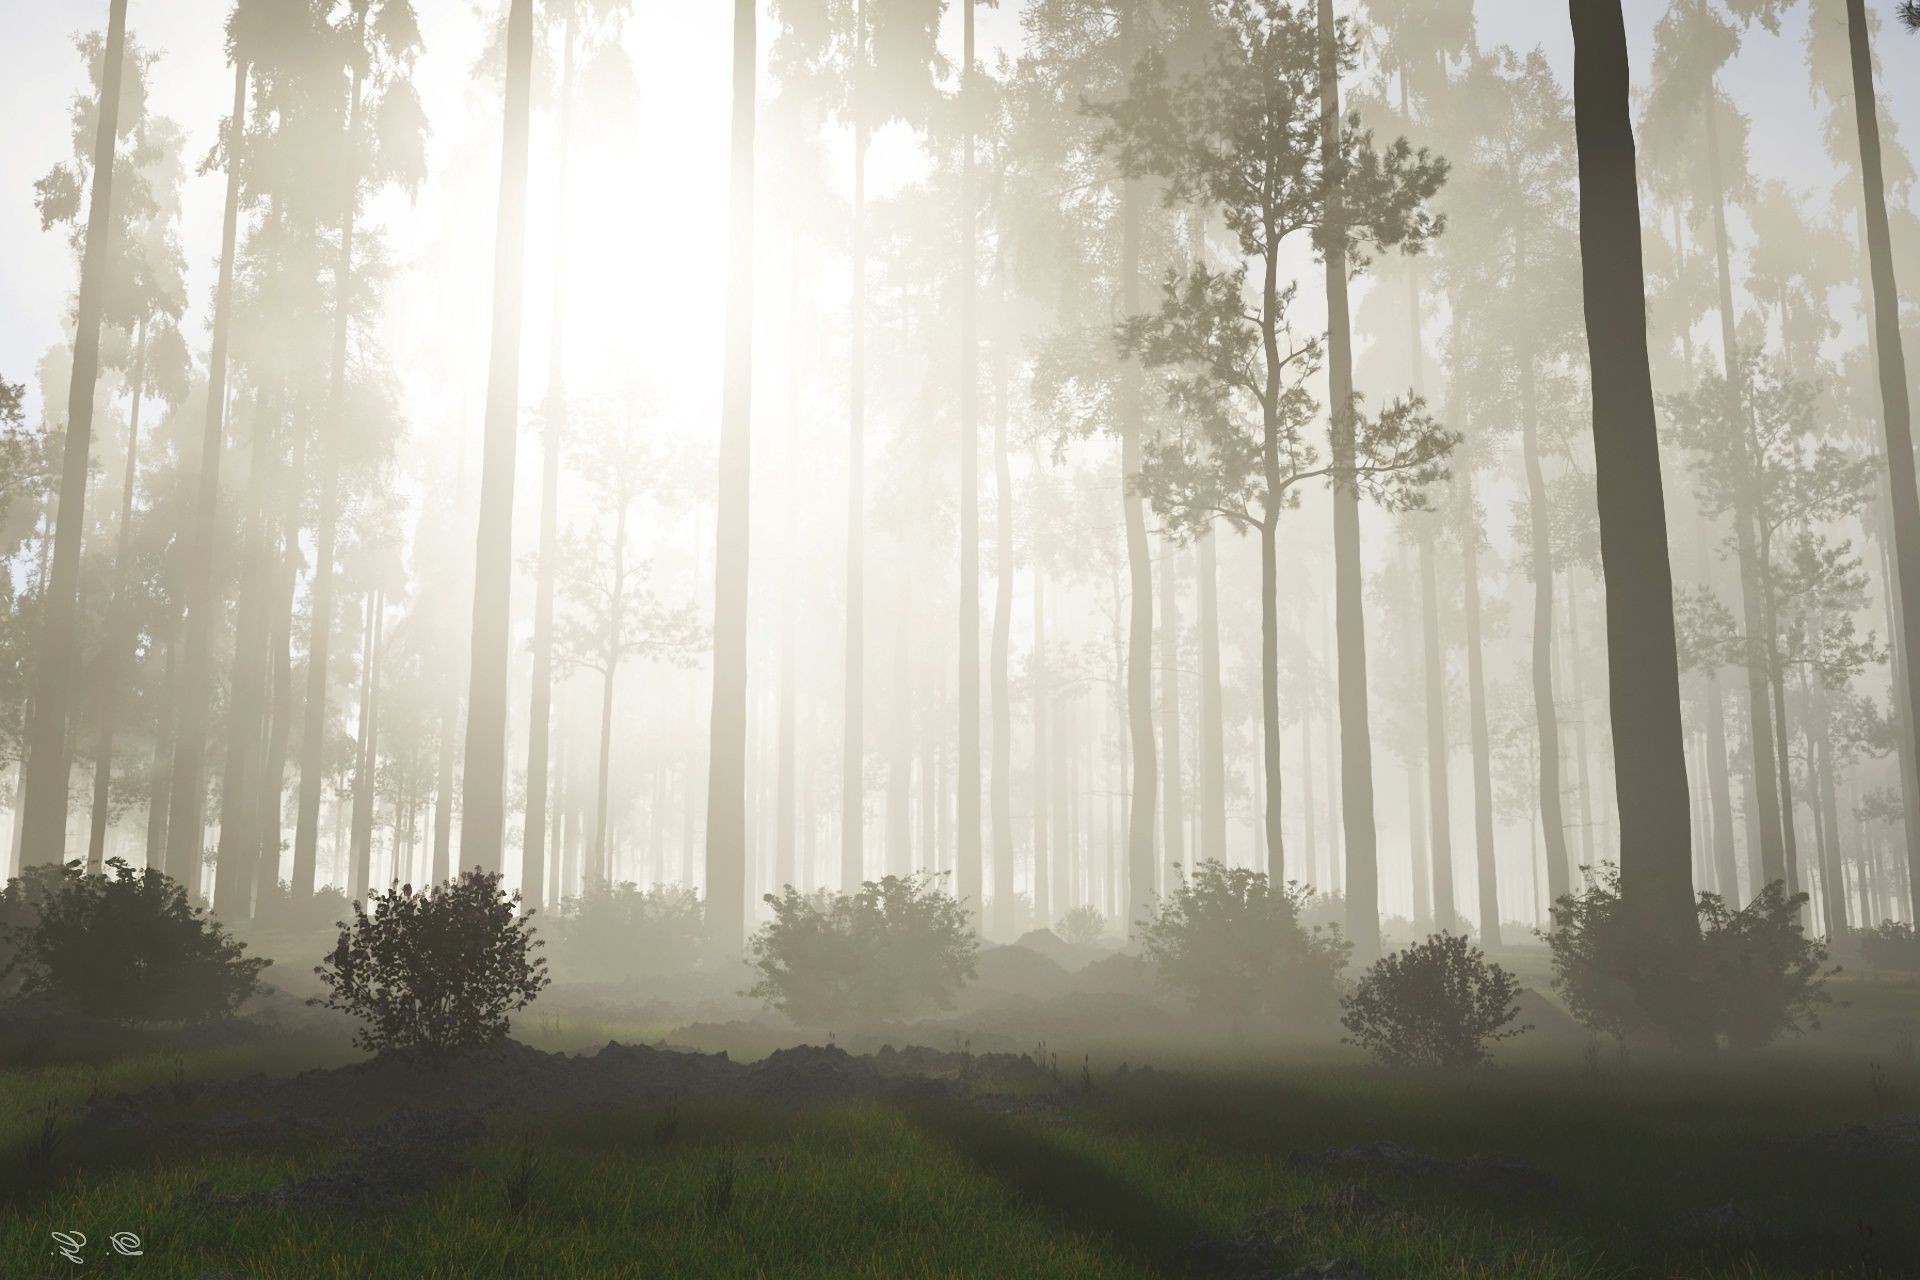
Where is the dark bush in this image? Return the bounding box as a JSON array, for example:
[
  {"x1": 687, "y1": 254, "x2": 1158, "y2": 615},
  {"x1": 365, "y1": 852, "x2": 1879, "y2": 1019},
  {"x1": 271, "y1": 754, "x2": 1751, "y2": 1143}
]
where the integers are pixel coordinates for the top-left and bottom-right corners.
[
  {"x1": 249, "y1": 880, "x2": 353, "y2": 936},
  {"x1": 1137, "y1": 859, "x2": 1350, "y2": 1030},
  {"x1": 312, "y1": 869, "x2": 548, "y2": 1060},
  {"x1": 1861, "y1": 921, "x2": 1920, "y2": 975},
  {"x1": 1340, "y1": 933, "x2": 1529, "y2": 1068},
  {"x1": 0, "y1": 859, "x2": 268, "y2": 1022},
  {"x1": 1545, "y1": 867, "x2": 1832, "y2": 1050},
  {"x1": 549, "y1": 881, "x2": 708, "y2": 980},
  {"x1": 1056, "y1": 904, "x2": 1107, "y2": 946},
  {"x1": 747, "y1": 872, "x2": 978, "y2": 1025}
]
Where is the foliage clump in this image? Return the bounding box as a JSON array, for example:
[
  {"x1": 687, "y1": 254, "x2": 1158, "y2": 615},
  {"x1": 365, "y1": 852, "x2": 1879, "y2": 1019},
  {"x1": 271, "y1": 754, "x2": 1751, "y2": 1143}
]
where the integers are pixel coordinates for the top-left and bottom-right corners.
[
  {"x1": 1056, "y1": 904, "x2": 1107, "y2": 947},
  {"x1": 747, "y1": 873, "x2": 978, "y2": 1026},
  {"x1": 1137, "y1": 859, "x2": 1349, "y2": 1030},
  {"x1": 1861, "y1": 921, "x2": 1920, "y2": 975},
  {"x1": 550, "y1": 882, "x2": 709, "y2": 980},
  {"x1": 0, "y1": 860, "x2": 268, "y2": 1022},
  {"x1": 1545, "y1": 867, "x2": 1832, "y2": 1051},
  {"x1": 1340, "y1": 933, "x2": 1529, "y2": 1068},
  {"x1": 312, "y1": 869, "x2": 548, "y2": 1060}
]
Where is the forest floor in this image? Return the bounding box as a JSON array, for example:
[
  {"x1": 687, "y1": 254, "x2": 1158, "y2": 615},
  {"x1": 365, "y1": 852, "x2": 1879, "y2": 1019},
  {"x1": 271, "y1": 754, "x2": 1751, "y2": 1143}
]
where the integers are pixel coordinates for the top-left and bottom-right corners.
[{"x1": 1, "y1": 952, "x2": 1917, "y2": 1279}]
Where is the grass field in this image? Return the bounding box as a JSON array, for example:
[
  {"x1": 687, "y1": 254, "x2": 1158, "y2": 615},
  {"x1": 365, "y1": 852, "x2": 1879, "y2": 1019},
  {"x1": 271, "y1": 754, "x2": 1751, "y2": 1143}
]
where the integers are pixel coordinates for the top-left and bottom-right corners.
[{"x1": 1, "y1": 972, "x2": 1916, "y2": 1280}]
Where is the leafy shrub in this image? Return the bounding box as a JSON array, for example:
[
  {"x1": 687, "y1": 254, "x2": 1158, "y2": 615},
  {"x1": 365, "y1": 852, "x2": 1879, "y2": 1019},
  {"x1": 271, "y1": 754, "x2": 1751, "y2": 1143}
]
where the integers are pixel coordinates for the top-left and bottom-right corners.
[
  {"x1": 1137, "y1": 859, "x2": 1350, "y2": 1029},
  {"x1": 1861, "y1": 921, "x2": 1920, "y2": 975},
  {"x1": 1056, "y1": 904, "x2": 1107, "y2": 946},
  {"x1": 249, "y1": 880, "x2": 353, "y2": 936},
  {"x1": 747, "y1": 873, "x2": 978, "y2": 1025},
  {"x1": 0, "y1": 863, "x2": 71, "y2": 1000},
  {"x1": 312, "y1": 869, "x2": 549, "y2": 1060},
  {"x1": 0, "y1": 859, "x2": 268, "y2": 1022},
  {"x1": 1340, "y1": 933, "x2": 1529, "y2": 1068},
  {"x1": 549, "y1": 882, "x2": 708, "y2": 980},
  {"x1": 1545, "y1": 867, "x2": 1832, "y2": 1050}
]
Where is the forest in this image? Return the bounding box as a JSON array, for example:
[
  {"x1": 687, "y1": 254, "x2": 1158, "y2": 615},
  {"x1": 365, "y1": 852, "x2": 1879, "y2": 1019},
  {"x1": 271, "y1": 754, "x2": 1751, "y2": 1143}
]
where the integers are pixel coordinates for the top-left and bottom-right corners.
[{"x1": 1, "y1": 0, "x2": 1919, "y2": 1276}]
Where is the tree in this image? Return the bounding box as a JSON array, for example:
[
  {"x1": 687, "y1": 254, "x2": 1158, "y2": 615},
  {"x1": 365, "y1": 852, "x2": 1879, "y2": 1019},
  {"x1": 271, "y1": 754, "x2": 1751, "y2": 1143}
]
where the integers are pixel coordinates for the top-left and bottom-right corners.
[
  {"x1": 705, "y1": 0, "x2": 756, "y2": 949},
  {"x1": 17, "y1": 0, "x2": 129, "y2": 865},
  {"x1": 460, "y1": 0, "x2": 534, "y2": 874},
  {"x1": 161, "y1": 4, "x2": 253, "y2": 887},
  {"x1": 294, "y1": 0, "x2": 427, "y2": 903},
  {"x1": 1843, "y1": 0, "x2": 1920, "y2": 920},
  {"x1": 1102, "y1": 0, "x2": 1448, "y2": 898},
  {"x1": 1567, "y1": 0, "x2": 1697, "y2": 949}
]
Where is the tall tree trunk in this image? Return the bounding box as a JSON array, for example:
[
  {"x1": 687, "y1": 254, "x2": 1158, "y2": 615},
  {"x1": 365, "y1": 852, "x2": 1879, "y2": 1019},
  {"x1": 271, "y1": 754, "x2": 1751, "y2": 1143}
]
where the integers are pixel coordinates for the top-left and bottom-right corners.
[
  {"x1": 776, "y1": 228, "x2": 801, "y2": 894},
  {"x1": 706, "y1": 0, "x2": 754, "y2": 944},
  {"x1": 293, "y1": 3, "x2": 368, "y2": 901},
  {"x1": 1704, "y1": 669, "x2": 1739, "y2": 899},
  {"x1": 214, "y1": 390, "x2": 280, "y2": 916},
  {"x1": 257, "y1": 434, "x2": 300, "y2": 894},
  {"x1": 1518, "y1": 287, "x2": 1570, "y2": 905},
  {"x1": 1565, "y1": 571, "x2": 1598, "y2": 867},
  {"x1": 1567, "y1": 0, "x2": 1697, "y2": 947},
  {"x1": 1408, "y1": 758, "x2": 1431, "y2": 925},
  {"x1": 1458, "y1": 471, "x2": 1500, "y2": 943},
  {"x1": 842, "y1": 0, "x2": 870, "y2": 894},
  {"x1": 1318, "y1": 0, "x2": 1378, "y2": 957},
  {"x1": 1845, "y1": 0, "x2": 1920, "y2": 911},
  {"x1": 1196, "y1": 531, "x2": 1226, "y2": 862},
  {"x1": 145, "y1": 622, "x2": 178, "y2": 868},
  {"x1": 1260, "y1": 518, "x2": 1285, "y2": 876},
  {"x1": 19, "y1": 0, "x2": 129, "y2": 864},
  {"x1": 88, "y1": 318, "x2": 147, "y2": 872},
  {"x1": 1704, "y1": 90, "x2": 1787, "y2": 887},
  {"x1": 957, "y1": 0, "x2": 984, "y2": 931},
  {"x1": 1032, "y1": 565, "x2": 1050, "y2": 926},
  {"x1": 350, "y1": 590, "x2": 382, "y2": 901},
  {"x1": 1117, "y1": 5, "x2": 1157, "y2": 936},
  {"x1": 523, "y1": 13, "x2": 575, "y2": 917},
  {"x1": 990, "y1": 277, "x2": 1014, "y2": 934},
  {"x1": 1757, "y1": 539, "x2": 1802, "y2": 895},
  {"x1": 1159, "y1": 538, "x2": 1183, "y2": 888},
  {"x1": 889, "y1": 613, "x2": 912, "y2": 869},
  {"x1": 460, "y1": 0, "x2": 534, "y2": 873},
  {"x1": 1419, "y1": 524, "x2": 1455, "y2": 928},
  {"x1": 595, "y1": 508, "x2": 629, "y2": 885},
  {"x1": 1812, "y1": 680, "x2": 1847, "y2": 938}
]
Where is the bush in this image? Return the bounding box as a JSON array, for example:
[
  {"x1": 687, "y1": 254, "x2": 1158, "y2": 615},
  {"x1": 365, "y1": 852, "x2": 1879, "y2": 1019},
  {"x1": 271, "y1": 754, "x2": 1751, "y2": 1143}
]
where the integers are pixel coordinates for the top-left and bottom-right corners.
[
  {"x1": 747, "y1": 873, "x2": 978, "y2": 1025},
  {"x1": 0, "y1": 859, "x2": 269, "y2": 1022},
  {"x1": 1340, "y1": 933, "x2": 1529, "y2": 1068},
  {"x1": 1545, "y1": 867, "x2": 1832, "y2": 1050},
  {"x1": 549, "y1": 882, "x2": 709, "y2": 980},
  {"x1": 1056, "y1": 904, "x2": 1107, "y2": 946},
  {"x1": 1137, "y1": 859, "x2": 1350, "y2": 1030},
  {"x1": 249, "y1": 881, "x2": 353, "y2": 936},
  {"x1": 1861, "y1": 921, "x2": 1920, "y2": 975},
  {"x1": 312, "y1": 869, "x2": 549, "y2": 1060}
]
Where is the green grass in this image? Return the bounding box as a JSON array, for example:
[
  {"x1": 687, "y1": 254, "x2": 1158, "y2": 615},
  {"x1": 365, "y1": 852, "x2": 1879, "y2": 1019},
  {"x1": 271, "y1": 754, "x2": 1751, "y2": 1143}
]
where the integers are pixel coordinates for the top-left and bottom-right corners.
[{"x1": 1, "y1": 981, "x2": 1916, "y2": 1278}]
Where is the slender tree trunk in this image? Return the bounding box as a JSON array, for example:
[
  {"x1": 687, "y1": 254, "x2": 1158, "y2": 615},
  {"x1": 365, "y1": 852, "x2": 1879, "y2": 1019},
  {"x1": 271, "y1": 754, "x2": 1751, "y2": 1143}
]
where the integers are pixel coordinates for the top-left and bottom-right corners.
[
  {"x1": 1117, "y1": 6, "x2": 1157, "y2": 936},
  {"x1": 776, "y1": 229, "x2": 801, "y2": 893},
  {"x1": 1408, "y1": 759, "x2": 1431, "y2": 925},
  {"x1": 1032, "y1": 566, "x2": 1050, "y2": 926},
  {"x1": 257, "y1": 431, "x2": 300, "y2": 894},
  {"x1": 1196, "y1": 530, "x2": 1226, "y2": 862},
  {"x1": 706, "y1": 0, "x2": 754, "y2": 944},
  {"x1": 522, "y1": 14, "x2": 575, "y2": 918},
  {"x1": 88, "y1": 318, "x2": 147, "y2": 872},
  {"x1": 1704, "y1": 90, "x2": 1787, "y2": 887},
  {"x1": 19, "y1": 0, "x2": 129, "y2": 864},
  {"x1": 889, "y1": 612, "x2": 912, "y2": 870},
  {"x1": 1757, "y1": 541, "x2": 1802, "y2": 895},
  {"x1": 1458, "y1": 472, "x2": 1500, "y2": 943},
  {"x1": 214, "y1": 389, "x2": 279, "y2": 915},
  {"x1": 1159, "y1": 539, "x2": 1183, "y2": 887},
  {"x1": 990, "y1": 274, "x2": 1014, "y2": 933},
  {"x1": 1844, "y1": 0, "x2": 1920, "y2": 910},
  {"x1": 1812, "y1": 680, "x2": 1847, "y2": 938},
  {"x1": 1260, "y1": 519, "x2": 1285, "y2": 876},
  {"x1": 460, "y1": 0, "x2": 533, "y2": 873},
  {"x1": 349, "y1": 592, "x2": 376, "y2": 900},
  {"x1": 1568, "y1": 0, "x2": 1698, "y2": 948},
  {"x1": 1518, "y1": 285, "x2": 1571, "y2": 905},
  {"x1": 1419, "y1": 524, "x2": 1455, "y2": 928},
  {"x1": 1565, "y1": 571, "x2": 1598, "y2": 867},
  {"x1": 596, "y1": 508, "x2": 629, "y2": 885},
  {"x1": 1705, "y1": 669, "x2": 1740, "y2": 899},
  {"x1": 145, "y1": 622, "x2": 178, "y2": 868},
  {"x1": 954, "y1": 0, "x2": 985, "y2": 929},
  {"x1": 1319, "y1": 0, "x2": 1378, "y2": 957}
]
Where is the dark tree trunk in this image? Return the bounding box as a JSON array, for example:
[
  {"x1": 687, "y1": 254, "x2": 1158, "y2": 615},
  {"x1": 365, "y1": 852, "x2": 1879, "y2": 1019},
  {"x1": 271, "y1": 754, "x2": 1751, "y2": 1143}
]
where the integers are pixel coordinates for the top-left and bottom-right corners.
[
  {"x1": 1319, "y1": 0, "x2": 1379, "y2": 957},
  {"x1": 19, "y1": 0, "x2": 129, "y2": 863},
  {"x1": 1196, "y1": 531, "x2": 1227, "y2": 862},
  {"x1": 1567, "y1": 0, "x2": 1697, "y2": 947},
  {"x1": 88, "y1": 319, "x2": 147, "y2": 872},
  {"x1": 460, "y1": 0, "x2": 533, "y2": 873},
  {"x1": 1419, "y1": 524, "x2": 1455, "y2": 928},
  {"x1": 1458, "y1": 472, "x2": 1501, "y2": 943},
  {"x1": 349, "y1": 592, "x2": 377, "y2": 901},
  {"x1": 706, "y1": 0, "x2": 754, "y2": 944},
  {"x1": 1845, "y1": 0, "x2": 1920, "y2": 912},
  {"x1": 1159, "y1": 538, "x2": 1183, "y2": 887},
  {"x1": 990, "y1": 277, "x2": 1014, "y2": 934}
]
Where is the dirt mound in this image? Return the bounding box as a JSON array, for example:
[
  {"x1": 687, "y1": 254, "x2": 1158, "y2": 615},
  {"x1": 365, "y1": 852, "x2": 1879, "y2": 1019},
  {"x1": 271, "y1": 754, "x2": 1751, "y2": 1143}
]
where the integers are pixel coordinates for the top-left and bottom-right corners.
[
  {"x1": 1787, "y1": 1114, "x2": 1920, "y2": 1160},
  {"x1": 184, "y1": 1106, "x2": 487, "y2": 1213},
  {"x1": 1286, "y1": 1139, "x2": 1560, "y2": 1199}
]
